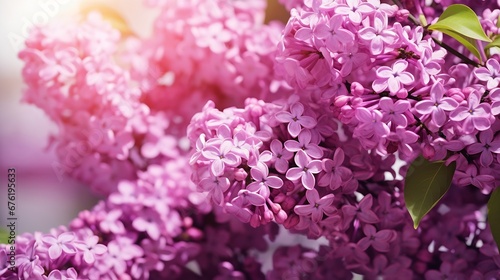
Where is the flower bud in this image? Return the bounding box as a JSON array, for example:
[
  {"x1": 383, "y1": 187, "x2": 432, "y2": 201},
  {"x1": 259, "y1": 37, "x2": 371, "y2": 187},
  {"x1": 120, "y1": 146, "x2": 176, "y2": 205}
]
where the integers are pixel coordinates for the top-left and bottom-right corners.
[
  {"x1": 350, "y1": 82, "x2": 364, "y2": 96},
  {"x1": 275, "y1": 210, "x2": 288, "y2": 224},
  {"x1": 250, "y1": 214, "x2": 261, "y2": 228},
  {"x1": 395, "y1": 9, "x2": 410, "y2": 22},
  {"x1": 234, "y1": 168, "x2": 248, "y2": 181}
]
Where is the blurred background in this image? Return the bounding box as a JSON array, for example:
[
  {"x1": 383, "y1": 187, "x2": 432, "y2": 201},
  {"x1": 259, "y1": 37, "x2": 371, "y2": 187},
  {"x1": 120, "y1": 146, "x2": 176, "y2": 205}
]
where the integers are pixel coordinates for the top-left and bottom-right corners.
[{"x1": 0, "y1": 0, "x2": 159, "y2": 233}]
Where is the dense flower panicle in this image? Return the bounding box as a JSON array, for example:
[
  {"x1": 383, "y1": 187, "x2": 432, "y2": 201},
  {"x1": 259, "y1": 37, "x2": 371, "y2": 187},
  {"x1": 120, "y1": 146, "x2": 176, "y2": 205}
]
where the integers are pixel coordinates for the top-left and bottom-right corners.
[
  {"x1": 19, "y1": 0, "x2": 290, "y2": 195},
  {"x1": 188, "y1": 96, "x2": 396, "y2": 238},
  {"x1": 19, "y1": 13, "x2": 181, "y2": 195},
  {"x1": 12, "y1": 0, "x2": 500, "y2": 279},
  {"x1": 137, "y1": 0, "x2": 291, "y2": 111},
  {"x1": 1, "y1": 158, "x2": 274, "y2": 279},
  {"x1": 275, "y1": 0, "x2": 500, "y2": 193}
]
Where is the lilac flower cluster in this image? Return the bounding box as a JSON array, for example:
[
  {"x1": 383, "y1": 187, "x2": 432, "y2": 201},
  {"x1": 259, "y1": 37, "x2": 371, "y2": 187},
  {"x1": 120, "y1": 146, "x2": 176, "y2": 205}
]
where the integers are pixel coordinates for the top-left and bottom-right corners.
[
  {"x1": 19, "y1": 0, "x2": 287, "y2": 195},
  {"x1": 11, "y1": 1, "x2": 287, "y2": 278},
  {"x1": 10, "y1": 0, "x2": 500, "y2": 279},
  {"x1": 1, "y1": 159, "x2": 276, "y2": 279},
  {"x1": 265, "y1": 182, "x2": 500, "y2": 279},
  {"x1": 274, "y1": 0, "x2": 500, "y2": 194},
  {"x1": 132, "y1": 0, "x2": 291, "y2": 111},
  {"x1": 188, "y1": 96, "x2": 395, "y2": 236}
]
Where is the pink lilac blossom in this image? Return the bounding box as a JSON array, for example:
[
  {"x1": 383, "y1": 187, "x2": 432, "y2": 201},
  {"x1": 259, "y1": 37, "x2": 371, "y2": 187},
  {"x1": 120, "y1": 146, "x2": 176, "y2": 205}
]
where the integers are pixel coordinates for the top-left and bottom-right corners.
[
  {"x1": 1, "y1": 158, "x2": 274, "y2": 280},
  {"x1": 11, "y1": 0, "x2": 500, "y2": 279}
]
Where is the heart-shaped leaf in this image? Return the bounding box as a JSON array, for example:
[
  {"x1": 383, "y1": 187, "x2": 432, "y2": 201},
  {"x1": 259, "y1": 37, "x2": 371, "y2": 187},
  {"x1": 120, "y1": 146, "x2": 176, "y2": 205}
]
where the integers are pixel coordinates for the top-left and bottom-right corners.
[
  {"x1": 404, "y1": 156, "x2": 456, "y2": 229},
  {"x1": 428, "y1": 4, "x2": 491, "y2": 42},
  {"x1": 488, "y1": 188, "x2": 500, "y2": 252}
]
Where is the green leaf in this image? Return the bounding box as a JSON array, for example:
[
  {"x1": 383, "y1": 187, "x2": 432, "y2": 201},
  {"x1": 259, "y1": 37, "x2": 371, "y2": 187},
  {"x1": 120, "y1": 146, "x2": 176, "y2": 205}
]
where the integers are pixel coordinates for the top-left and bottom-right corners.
[
  {"x1": 441, "y1": 29, "x2": 482, "y2": 61},
  {"x1": 428, "y1": 4, "x2": 491, "y2": 42},
  {"x1": 404, "y1": 156, "x2": 456, "y2": 229},
  {"x1": 0, "y1": 228, "x2": 9, "y2": 244},
  {"x1": 488, "y1": 188, "x2": 500, "y2": 252},
  {"x1": 485, "y1": 36, "x2": 500, "y2": 50}
]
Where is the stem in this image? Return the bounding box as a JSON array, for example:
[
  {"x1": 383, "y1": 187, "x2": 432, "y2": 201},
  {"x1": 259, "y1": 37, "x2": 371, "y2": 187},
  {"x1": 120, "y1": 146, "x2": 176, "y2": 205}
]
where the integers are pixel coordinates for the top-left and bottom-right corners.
[
  {"x1": 431, "y1": 37, "x2": 480, "y2": 67},
  {"x1": 413, "y1": 114, "x2": 432, "y2": 135}
]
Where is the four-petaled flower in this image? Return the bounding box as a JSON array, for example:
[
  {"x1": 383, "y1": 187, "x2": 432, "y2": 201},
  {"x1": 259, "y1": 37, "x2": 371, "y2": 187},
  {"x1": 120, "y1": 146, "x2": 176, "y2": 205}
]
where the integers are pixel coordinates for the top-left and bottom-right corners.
[
  {"x1": 286, "y1": 150, "x2": 322, "y2": 190},
  {"x1": 318, "y1": 148, "x2": 352, "y2": 190},
  {"x1": 260, "y1": 139, "x2": 294, "y2": 174},
  {"x1": 378, "y1": 97, "x2": 410, "y2": 127},
  {"x1": 474, "y1": 58, "x2": 500, "y2": 89},
  {"x1": 202, "y1": 141, "x2": 241, "y2": 176},
  {"x1": 415, "y1": 82, "x2": 459, "y2": 127},
  {"x1": 294, "y1": 189, "x2": 335, "y2": 222},
  {"x1": 334, "y1": 0, "x2": 375, "y2": 25},
  {"x1": 466, "y1": 130, "x2": 500, "y2": 167},
  {"x1": 358, "y1": 12, "x2": 398, "y2": 55},
  {"x1": 247, "y1": 164, "x2": 284, "y2": 195},
  {"x1": 275, "y1": 102, "x2": 317, "y2": 138},
  {"x1": 449, "y1": 91, "x2": 492, "y2": 134},
  {"x1": 42, "y1": 232, "x2": 78, "y2": 260},
  {"x1": 284, "y1": 130, "x2": 323, "y2": 158},
  {"x1": 314, "y1": 14, "x2": 355, "y2": 52},
  {"x1": 74, "y1": 235, "x2": 107, "y2": 264},
  {"x1": 372, "y1": 60, "x2": 414, "y2": 95},
  {"x1": 357, "y1": 224, "x2": 396, "y2": 252},
  {"x1": 199, "y1": 175, "x2": 231, "y2": 205}
]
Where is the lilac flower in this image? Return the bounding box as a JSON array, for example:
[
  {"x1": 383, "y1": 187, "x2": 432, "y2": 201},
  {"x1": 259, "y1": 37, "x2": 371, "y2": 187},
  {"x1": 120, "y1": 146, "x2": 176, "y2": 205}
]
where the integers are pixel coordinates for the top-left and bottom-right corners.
[
  {"x1": 74, "y1": 234, "x2": 107, "y2": 264},
  {"x1": 489, "y1": 88, "x2": 500, "y2": 115},
  {"x1": 372, "y1": 60, "x2": 414, "y2": 95},
  {"x1": 284, "y1": 130, "x2": 323, "y2": 158},
  {"x1": 132, "y1": 208, "x2": 164, "y2": 240},
  {"x1": 42, "y1": 232, "x2": 78, "y2": 260},
  {"x1": 449, "y1": 91, "x2": 492, "y2": 134},
  {"x1": 424, "y1": 261, "x2": 468, "y2": 280},
  {"x1": 247, "y1": 164, "x2": 283, "y2": 191},
  {"x1": 294, "y1": 189, "x2": 335, "y2": 222},
  {"x1": 104, "y1": 238, "x2": 143, "y2": 275},
  {"x1": 415, "y1": 82, "x2": 459, "y2": 127},
  {"x1": 378, "y1": 97, "x2": 410, "y2": 127},
  {"x1": 335, "y1": 44, "x2": 369, "y2": 77},
  {"x1": 238, "y1": 189, "x2": 267, "y2": 206},
  {"x1": 334, "y1": 0, "x2": 375, "y2": 25},
  {"x1": 355, "y1": 108, "x2": 390, "y2": 139},
  {"x1": 275, "y1": 102, "x2": 317, "y2": 138},
  {"x1": 318, "y1": 148, "x2": 352, "y2": 190},
  {"x1": 387, "y1": 127, "x2": 419, "y2": 157},
  {"x1": 418, "y1": 47, "x2": 443, "y2": 84},
  {"x1": 314, "y1": 14, "x2": 355, "y2": 52},
  {"x1": 38, "y1": 48, "x2": 79, "y2": 81},
  {"x1": 202, "y1": 141, "x2": 241, "y2": 176},
  {"x1": 341, "y1": 194, "x2": 380, "y2": 226},
  {"x1": 286, "y1": 150, "x2": 322, "y2": 190},
  {"x1": 454, "y1": 163, "x2": 495, "y2": 192},
  {"x1": 199, "y1": 175, "x2": 231, "y2": 205},
  {"x1": 357, "y1": 224, "x2": 396, "y2": 252},
  {"x1": 260, "y1": 139, "x2": 293, "y2": 173},
  {"x1": 474, "y1": 58, "x2": 500, "y2": 89},
  {"x1": 16, "y1": 242, "x2": 45, "y2": 280},
  {"x1": 99, "y1": 209, "x2": 125, "y2": 234},
  {"x1": 358, "y1": 12, "x2": 398, "y2": 55},
  {"x1": 466, "y1": 130, "x2": 500, "y2": 167}
]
